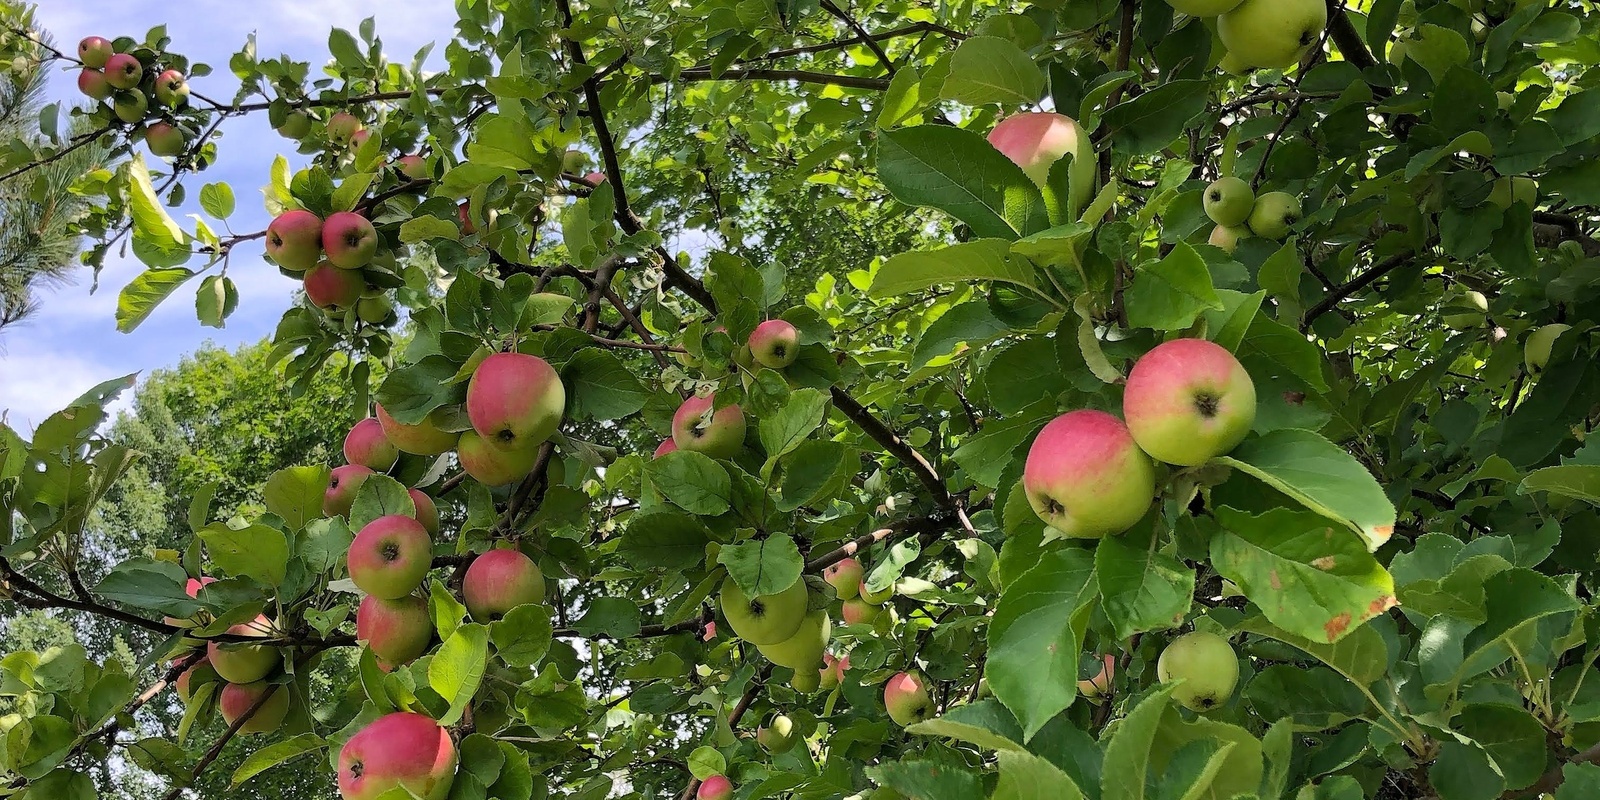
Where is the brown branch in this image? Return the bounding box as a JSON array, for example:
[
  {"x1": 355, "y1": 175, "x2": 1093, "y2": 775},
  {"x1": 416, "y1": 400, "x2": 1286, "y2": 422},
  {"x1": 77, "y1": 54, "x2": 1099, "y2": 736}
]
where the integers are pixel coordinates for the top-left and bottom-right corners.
[
  {"x1": 820, "y1": 0, "x2": 896, "y2": 75},
  {"x1": 1300, "y1": 249, "x2": 1417, "y2": 332},
  {"x1": 654, "y1": 68, "x2": 891, "y2": 91},
  {"x1": 1325, "y1": 0, "x2": 1378, "y2": 70},
  {"x1": 553, "y1": 617, "x2": 706, "y2": 641},
  {"x1": 0, "y1": 124, "x2": 117, "y2": 187},
  {"x1": 803, "y1": 514, "x2": 953, "y2": 572},
  {"x1": 829, "y1": 387, "x2": 951, "y2": 507},
  {"x1": 228, "y1": 87, "x2": 457, "y2": 115},
  {"x1": 713, "y1": 21, "x2": 965, "y2": 69}
]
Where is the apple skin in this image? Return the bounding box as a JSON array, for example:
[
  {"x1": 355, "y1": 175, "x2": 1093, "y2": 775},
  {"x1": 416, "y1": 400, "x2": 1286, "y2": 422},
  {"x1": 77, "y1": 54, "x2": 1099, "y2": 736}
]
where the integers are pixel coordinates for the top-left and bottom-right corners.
[
  {"x1": 822, "y1": 558, "x2": 863, "y2": 600},
  {"x1": 338, "y1": 712, "x2": 457, "y2": 800},
  {"x1": 154, "y1": 70, "x2": 188, "y2": 107},
  {"x1": 583, "y1": 171, "x2": 608, "y2": 186},
  {"x1": 1077, "y1": 654, "x2": 1116, "y2": 698},
  {"x1": 1166, "y1": 0, "x2": 1244, "y2": 14},
  {"x1": 653, "y1": 439, "x2": 677, "y2": 458},
  {"x1": 883, "y1": 671, "x2": 934, "y2": 726},
  {"x1": 1246, "y1": 192, "x2": 1302, "y2": 240},
  {"x1": 356, "y1": 294, "x2": 393, "y2": 325},
  {"x1": 672, "y1": 395, "x2": 746, "y2": 459},
  {"x1": 457, "y1": 201, "x2": 477, "y2": 235},
  {"x1": 398, "y1": 155, "x2": 428, "y2": 180},
  {"x1": 357, "y1": 594, "x2": 433, "y2": 666},
  {"x1": 702, "y1": 621, "x2": 717, "y2": 641},
  {"x1": 462, "y1": 549, "x2": 545, "y2": 621},
  {"x1": 1487, "y1": 176, "x2": 1538, "y2": 209},
  {"x1": 819, "y1": 653, "x2": 849, "y2": 690},
  {"x1": 324, "y1": 464, "x2": 374, "y2": 518},
  {"x1": 1203, "y1": 177, "x2": 1255, "y2": 227},
  {"x1": 719, "y1": 577, "x2": 808, "y2": 645},
  {"x1": 345, "y1": 418, "x2": 399, "y2": 471},
  {"x1": 1442, "y1": 289, "x2": 1489, "y2": 330},
  {"x1": 1157, "y1": 631, "x2": 1240, "y2": 712},
  {"x1": 1218, "y1": 0, "x2": 1328, "y2": 69},
  {"x1": 1022, "y1": 410, "x2": 1156, "y2": 538},
  {"x1": 408, "y1": 489, "x2": 440, "y2": 535},
  {"x1": 163, "y1": 576, "x2": 218, "y2": 628},
  {"x1": 697, "y1": 775, "x2": 733, "y2": 800},
  {"x1": 78, "y1": 37, "x2": 114, "y2": 68},
  {"x1": 219, "y1": 681, "x2": 290, "y2": 734},
  {"x1": 347, "y1": 515, "x2": 434, "y2": 600},
  {"x1": 757, "y1": 714, "x2": 798, "y2": 754},
  {"x1": 1123, "y1": 338, "x2": 1257, "y2": 466},
  {"x1": 207, "y1": 616, "x2": 280, "y2": 684},
  {"x1": 791, "y1": 668, "x2": 821, "y2": 693},
  {"x1": 277, "y1": 111, "x2": 312, "y2": 140},
  {"x1": 113, "y1": 90, "x2": 148, "y2": 124},
  {"x1": 757, "y1": 609, "x2": 830, "y2": 671},
  {"x1": 1208, "y1": 224, "x2": 1248, "y2": 253},
  {"x1": 561, "y1": 149, "x2": 588, "y2": 174},
  {"x1": 377, "y1": 404, "x2": 459, "y2": 456},
  {"x1": 749, "y1": 320, "x2": 800, "y2": 369},
  {"x1": 175, "y1": 657, "x2": 218, "y2": 703},
  {"x1": 304, "y1": 262, "x2": 366, "y2": 310},
  {"x1": 457, "y1": 429, "x2": 541, "y2": 486},
  {"x1": 349, "y1": 129, "x2": 372, "y2": 149},
  {"x1": 467, "y1": 353, "x2": 566, "y2": 450},
  {"x1": 987, "y1": 112, "x2": 1097, "y2": 215},
  {"x1": 77, "y1": 69, "x2": 114, "y2": 101},
  {"x1": 840, "y1": 598, "x2": 881, "y2": 626},
  {"x1": 265, "y1": 210, "x2": 323, "y2": 272},
  {"x1": 858, "y1": 580, "x2": 894, "y2": 605},
  {"x1": 326, "y1": 112, "x2": 364, "y2": 145},
  {"x1": 322, "y1": 211, "x2": 379, "y2": 269},
  {"x1": 103, "y1": 53, "x2": 143, "y2": 90},
  {"x1": 1525, "y1": 323, "x2": 1571, "y2": 372},
  {"x1": 145, "y1": 122, "x2": 185, "y2": 158}
]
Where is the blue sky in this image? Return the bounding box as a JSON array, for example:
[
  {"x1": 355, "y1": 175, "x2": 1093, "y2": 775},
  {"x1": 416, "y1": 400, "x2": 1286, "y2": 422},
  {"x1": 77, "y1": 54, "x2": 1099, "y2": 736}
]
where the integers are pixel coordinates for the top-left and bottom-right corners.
[{"x1": 1, "y1": 0, "x2": 456, "y2": 433}]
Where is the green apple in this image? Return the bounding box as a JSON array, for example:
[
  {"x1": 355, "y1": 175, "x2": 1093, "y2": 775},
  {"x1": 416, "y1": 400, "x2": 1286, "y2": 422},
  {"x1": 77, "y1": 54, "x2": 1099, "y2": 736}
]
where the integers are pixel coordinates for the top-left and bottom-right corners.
[
  {"x1": 1166, "y1": 0, "x2": 1244, "y2": 14},
  {"x1": 1203, "y1": 177, "x2": 1255, "y2": 227},
  {"x1": 113, "y1": 90, "x2": 149, "y2": 124},
  {"x1": 1487, "y1": 176, "x2": 1538, "y2": 210},
  {"x1": 858, "y1": 580, "x2": 894, "y2": 605},
  {"x1": 1442, "y1": 289, "x2": 1489, "y2": 330},
  {"x1": 1157, "y1": 631, "x2": 1239, "y2": 712},
  {"x1": 719, "y1": 577, "x2": 807, "y2": 645},
  {"x1": 1218, "y1": 0, "x2": 1328, "y2": 69},
  {"x1": 757, "y1": 609, "x2": 830, "y2": 671},
  {"x1": 883, "y1": 672, "x2": 934, "y2": 726},
  {"x1": 1525, "y1": 323, "x2": 1571, "y2": 372},
  {"x1": 1246, "y1": 191, "x2": 1302, "y2": 240},
  {"x1": 757, "y1": 714, "x2": 798, "y2": 754},
  {"x1": 1209, "y1": 224, "x2": 1248, "y2": 253},
  {"x1": 1217, "y1": 51, "x2": 1252, "y2": 75}
]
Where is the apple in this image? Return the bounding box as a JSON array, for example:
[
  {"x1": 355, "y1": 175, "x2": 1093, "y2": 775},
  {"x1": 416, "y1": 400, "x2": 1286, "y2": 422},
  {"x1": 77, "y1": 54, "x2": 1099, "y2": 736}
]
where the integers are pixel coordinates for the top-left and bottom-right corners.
[
  {"x1": 1525, "y1": 323, "x2": 1571, "y2": 372},
  {"x1": 757, "y1": 609, "x2": 830, "y2": 671},
  {"x1": 103, "y1": 53, "x2": 143, "y2": 90},
  {"x1": 697, "y1": 775, "x2": 733, "y2": 800},
  {"x1": 986, "y1": 112, "x2": 1097, "y2": 215},
  {"x1": 1023, "y1": 410, "x2": 1156, "y2": 538},
  {"x1": 219, "y1": 681, "x2": 290, "y2": 734},
  {"x1": 278, "y1": 111, "x2": 313, "y2": 140},
  {"x1": 840, "y1": 598, "x2": 881, "y2": 626},
  {"x1": 462, "y1": 548, "x2": 545, "y2": 621},
  {"x1": 1487, "y1": 176, "x2": 1538, "y2": 210},
  {"x1": 653, "y1": 439, "x2": 677, "y2": 458},
  {"x1": 757, "y1": 714, "x2": 798, "y2": 754},
  {"x1": 338, "y1": 712, "x2": 457, "y2": 800},
  {"x1": 791, "y1": 668, "x2": 821, "y2": 694},
  {"x1": 1203, "y1": 177, "x2": 1255, "y2": 227},
  {"x1": 467, "y1": 353, "x2": 566, "y2": 450},
  {"x1": 561, "y1": 149, "x2": 588, "y2": 174},
  {"x1": 78, "y1": 36, "x2": 114, "y2": 68},
  {"x1": 1217, "y1": 0, "x2": 1328, "y2": 69},
  {"x1": 265, "y1": 210, "x2": 324, "y2": 272},
  {"x1": 327, "y1": 112, "x2": 363, "y2": 145},
  {"x1": 304, "y1": 263, "x2": 366, "y2": 310},
  {"x1": 350, "y1": 129, "x2": 373, "y2": 149},
  {"x1": 163, "y1": 576, "x2": 218, "y2": 628},
  {"x1": 154, "y1": 69, "x2": 188, "y2": 107},
  {"x1": 858, "y1": 580, "x2": 894, "y2": 605},
  {"x1": 749, "y1": 320, "x2": 800, "y2": 369},
  {"x1": 377, "y1": 404, "x2": 459, "y2": 455},
  {"x1": 324, "y1": 464, "x2": 374, "y2": 518},
  {"x1": 1077, "y1": 654, "x2": 1116, "y2": 698},
  {"x1": 398, "y1": 155, "x2": 428, "y2": 180},
  {"x1": 1166, "y1": 0, "x2": 1244, "y2": 14},
  {"x1": 347, "y1": 515, "x2": 434, "y2": 600},
  {"x1": 819, "y1": 653, "x2": 849, "y2": 690},
  {"x1": 1442, "y1": 289, "x2": 1489, "y2": 330},
  {"x1": 77, "y1": 69, "x2": 113, "y2": 100},
  {"x1": 1246, "y1": 191, "x2": 1302, "y2": 240},
  {"x1": 322, "y1": 211, "x2": 379, "y2": 269},
  {"x1": 207, "y1": 616, "x2": 280, "y2": 684},
  {"x1": 719, "y1": 576, "x2": 808, "y2": 645},
  {"x1": 344, "y1": 418, "x2": 399, "y2": 471},
  {"x1": 145, "y1": 122, "x2": 185, "y2": 158},
  {"x1": 409, "y1": 489, "x2": 440, "y2": 535},
  {"x1": 671, "y1": 394, "x2": 746, "y2": 459},
  {"x1": 1123, "y1": 338, "x2": 1257, "y2": 466},
  {"x1": 583, "y1": 171, "x2": 607, "y2": 186},
  {"x1": 356, "y1": 294, "x2": 393, "y2": 325},
  {"x1": 1208, "y1": 224, "x2": 1248, "y2": 253},
  {"x1": 1217, "y1": 52, "x2": 1252, "y2": 75},
  {"x1": 175, "y1": 657, "x2": 218, "y2": 703},
  {"x1": 456, "y1": 429, "x2": 541, "y2": 486},
  {"x1": 113, "y1": 90, "x2": 148, "y2": 124},
  {"x1": 822, "y1": 558, "x2": 863, "y2": 600},
  {"x1": 457, "y1": 201, "x2": 477, "y2": 235},
  {"x1": 883, "y1": 671, "x2": 933, "y2": 726},
  {"x1": 357, "y1": 594, "x2": 433, "y2": 666},
  {"x1": 1157, "y1": 631, "x2": 1239, "y2": 712}
]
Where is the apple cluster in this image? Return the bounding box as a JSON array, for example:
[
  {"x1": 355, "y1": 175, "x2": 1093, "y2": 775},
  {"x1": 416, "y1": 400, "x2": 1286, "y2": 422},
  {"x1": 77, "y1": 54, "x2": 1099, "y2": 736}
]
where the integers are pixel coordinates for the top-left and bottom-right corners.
[
  {"x1": 75, "y1": 35, "x2": 191, "y2": 158},
  {"x1": 1164, "y1": 0, "x2": 1329, "y2": 73},
  {"x1": 1202, "y1": 177, "x2": 1303, "y2": 253},
  {"x1": 167, "y1": 578, "x2": 295, "y2": 736},
  {"x1": 263, "y1": 209, "x2": 401, "y2": 324},
  {"x1": 1023, "y1": 338, "x2": 1256, "y2": 538}
]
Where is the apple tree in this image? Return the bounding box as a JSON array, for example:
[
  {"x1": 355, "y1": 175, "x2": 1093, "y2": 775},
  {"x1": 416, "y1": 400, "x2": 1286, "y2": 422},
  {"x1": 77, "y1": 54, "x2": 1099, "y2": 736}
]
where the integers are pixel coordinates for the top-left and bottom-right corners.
[{"x1": 4, "y1": 0, "x2": 1600, "y2": 798}]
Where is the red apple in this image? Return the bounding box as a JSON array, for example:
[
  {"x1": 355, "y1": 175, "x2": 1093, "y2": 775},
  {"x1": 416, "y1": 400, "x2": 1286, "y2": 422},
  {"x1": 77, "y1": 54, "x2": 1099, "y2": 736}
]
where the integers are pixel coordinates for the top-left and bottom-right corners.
[
  {"x1": 1022, "y1": 410, "x2": 1156, "y2": 538},
  {"x1": 154, "y1": 69, "x2": 188, "y2": 107},
  {"x1": 397, "y1": 155, "x2": 427, "y2": 180},
  {"x1": 457, "y1": 201, "x2": 476, "y2": 235},
  {"x1": 702, "y1": 621, "x2": 717, "y2": 641},
  {"x1": 987, "y1": 112, "x2": 1096, "y2": 214},
  {"x1": 466, "y1": 353, "x2": 566, "y2": 450},
  {"x1": 344, "y1": 418, "x2": 398, "y2": 471},
  {"x1": 322, "y1": 211, "x2": 379, "y2": 269},
  {"x1": 103, "y1": 53, "x2": 142, "y2": 90},
  {"x1": 462, "y1": 549, "x2": 544, "y2": 622},
  {"x1": 748, "y1": 319, "x2": 800, "y2": 369},
  {"x1": 653, "y1": 439, "x2": 677, "y2": 458},
  {"x1": 338, "y1": 712, "x2": 457, "y2": 800},
  {"x1": 819, "y1": 653, "x2": 849, "y2": 690},
  {"x1": 265, "y1": 210, "x2": 323, "y2": 272},
  {"x1": 175, "y1": 657, "x2": 218, "y2": 702},
  {"x1": 77, "y1": 36, "x2": 113, "y2": 68},
  {"x1": 697, "y1": 775, "x2": 733, "y2": 800},
  {"x1": 409, "y1": 489, "x2": 440, "y2": 535},
  {"x1": 357, "y1": 594, "x2": 433, "y2": 666},
  {"x1": 219, "y1": 681, "x2": 290, "y2": 734},
  {"x1": 77, "y1": 68, "x2": 113, "y2": 100},
  {"x1": 324, "y1": 464, "x2": 374, "y2": 518},
  {"x1": 377, "y1": 404, "x2": 459, "y2": 456},
  {"x1": 841, "y1": 598, "x2": 881, "y2": 626},
  {"x1": 583, "y1": 171, "x2": 607, "y2": 186},
  {"x1": 822, "y1": 558, "x2": 863, "y2": 600},
  {"x1": 207, "y1": 616, "x2": 280, "y2": 684},
  {"x1": 1078, "y1": 653, "x2": 1116, "y2": 698},
  {"x1": 1122, "y1": 338, "x2": 1257, "y2": 466},
  {"x1": 671, "y1": 394, "x2": 745, "y2": 459},
  {"x1": 304, "y1": 262, "x2": 365, "y2": 310},
  {"x1": 163, "y1": 576, "x2": 217, "y2": 628},
  {"x1": 349, "y1": 129, "x2": 372, "y2": 149},
  {"x1": 883, "y1": 671, "x2": 933, "y2": 726},
  {"x1": 145, "y1": 122, "x2": 185, "y2": 157},
  {"x1": 327, "y1": 111, "x2": 363, "y2": 145},
  {"x1": 347, "y1": 515, "x2": 433, "y2": 600}
]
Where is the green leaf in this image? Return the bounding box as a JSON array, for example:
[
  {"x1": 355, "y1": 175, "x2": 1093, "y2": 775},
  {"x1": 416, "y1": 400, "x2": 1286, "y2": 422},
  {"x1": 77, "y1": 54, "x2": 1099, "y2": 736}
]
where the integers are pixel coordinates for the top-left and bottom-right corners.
[
  {"x1": 993, "y1": 750, "x2": 1088, "y2": 800},
  {"x1": 195, "y1": 275, "x2": 237, "y2": 329},
  {"x1": 1555, "y1": 764, "x2": 1600, "y2": 799},
  {"x1": 328, "y1": 27, "x2": 366, "y2": 70},
  {"x1": 570, "y1": 597, "x2": 642, "y2": 639},
  {"x1": 872, "y1": 239, "x2": 1043, "y2": 298},
  {"x1": 231, "y1": 733, "x2": 324, "y2": 787},
  {"x1": 349, "y1": 474, "x2": 416, "y2": 531},
  {"x1": 906, "y1": 699, "x2": 1026, "y2": 753},
  {"x1": 262, "y1": 466, "x2": 330, "y2": 530},
  {"x1": 952, "y1": 411, "x2": 1047, "y2": 489},
  {"x1": 1125, "y1": 243, "x2": 1225, "y2": 330},
  {"x1": 646, "y1": 451, "x2": 732, "y2": 516},
  {"x1": 1149, "y1": 708, "x2": 1264, "y2": 800},
  {"x1": 1218, "y1": 429, "x2": 1395, "y2": 551},
  {"x1": 93, "y1": 558, "x2": 202, "y2": 617},
  {"x1": 200, "y1": 523, "x2": 289, "y2": 587},
  {"x1": 374, "y1": 356, "x2": 462, "y2": 425},
  {"x1": 199, "y1": 182, "x2": 236, "y2": 219},
  {"x1": 878, "y1": 126, "x2": 1047, "y2": 240},
  {"x1": 399, "y1": 215, "x2": 461, "y2": 243},
  {"x1": 940, "y1": 36, "x2": 1045, "y2": 106},
  {"x1": 688, "y1": 747, "x2": 726, "y2": 781},
  {"x1": 117, "y1": 268, "x2": 195, "y2": 333},
  {"x1": 718, "y1": 533, "x2": 804, "y2": 597},
  {"x1": 561, "y1": 349, "x2": 649, "y2": 421},
  {"x1": 775, "y1": 440, "x2": 857, "y2": 512},
  {"x1": 1547, "y1": 89, "x2": 1600, "y2": 147},
  {"x1": 1452, "y1": 704, "x2": 1547, "y2": 791},
  {"x1": 1096, "y1": 529, "x2": 1195, "y2": 641},
  {"x1": 1235, "y1": 616, "x2": 1389, "y2": 688},
  {"x1": 126, "y1": 154, "x2": 190, "y2": 268},
  {"x1": 1100, "y1": 684, "x2": 1179, "y2": 800},
  {"x1": 489, "y1": 603, "x2": 553, "y2": 668},
  {"x1": 1103, "y1": 79, "x2": 1210, "y2": 156},
  {"x1": 987, "y1": 549, "x2": 1096, "y2": 740},
  {"x1": 618, "y1": 510, "x2": 711, "y2": 571},
  {"x1": 1519, "y1": 465, "x2": 1600, "y2": 507},
  {"x1": 868, "y1": 760, "x2": 984, "y2": 800},
  {"x1": 910, "y1": 302, "x2": 1009, "y2": 371},
  {"x1": 758, "y1": 388, "x2": 829, "y2": 461},
  {"x1": 429, "y1": 622, "x2": 489, "y2": 726}
]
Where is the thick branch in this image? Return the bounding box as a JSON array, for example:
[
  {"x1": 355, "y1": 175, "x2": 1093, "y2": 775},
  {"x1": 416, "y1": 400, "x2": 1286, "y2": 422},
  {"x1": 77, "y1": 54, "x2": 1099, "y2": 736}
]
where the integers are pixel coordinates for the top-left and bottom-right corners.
[
  {"x1": 1300, "y1": 250, "x2": 1415, "y2": 332},
  {"x1": 829, "y1": 388, "x2": 951, "y2": 507},
  {"x1": 1325, "y1": 0, "x2": 1377, "y2": 70},
  {"x1": 716, "y1": 21, "x2": 964, "y2": 68}
]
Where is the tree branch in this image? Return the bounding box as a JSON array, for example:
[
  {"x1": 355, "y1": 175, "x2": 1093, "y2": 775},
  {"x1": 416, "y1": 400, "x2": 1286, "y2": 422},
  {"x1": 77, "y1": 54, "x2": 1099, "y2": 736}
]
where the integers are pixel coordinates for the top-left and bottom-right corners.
[
  {"x1": 655, "y1": 68, "x2": 891, "y2": 91},
  {"x1": 1325, "y1": 0, "x2": 1377, "y2": 70},
  {"x1": 1299, "y1": 249, "x2": 1417, "y2": 332},
  {"x1": 829, "y1": 387, "x2": 950, "y2": 507},
  {"x1": 819, "y1": 0, "x2": 896, "y2": 75}
]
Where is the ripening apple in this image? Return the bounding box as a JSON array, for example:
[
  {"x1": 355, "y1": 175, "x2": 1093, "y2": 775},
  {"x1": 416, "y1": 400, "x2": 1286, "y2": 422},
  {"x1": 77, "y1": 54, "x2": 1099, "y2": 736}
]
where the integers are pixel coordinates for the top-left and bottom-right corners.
[
  {"x1": 153, "y1": 69, "x2": 188, "y2": 107},
  {"x1": 408, "y1": 489, "x2": 440, "y2": 535},
  {"x1": 163, "y1": 576, "x2": 217, "y2": 628},
  {"x1": 377, "y1": 404, "x2": 459, "y2": 456},
  {"x1": 883, "y1": 671, "x2": 934, "y2": 726},
  {"x1": 277, "y1": 111, "x2": 313, "y2": 140},
  {"x1": 322, "y1": 211, "x2": 379, "y2": 269},
  {"x1": 266, "y1": 210, "x2": 323, "y2": 272},
  {"x1": 561, "y1": 149, "x2": 588, "y2": 174},
  {"x1": 145, "y1": 122, "x2": 185, "y2": 158},
  {"x1": 304, "y1": 262, "x2": 366, "y2": 310},
  {"x1": 457, "y1": 201, "x2": 477, "y2": 235},
  {"x1": 78, "y1": 36, "x2": 114, "y2": 68},
  {"x1": 397, "y1": 155, "x2": 428, "y2": 180},
  {"x1": 1077, "y1": 654, "x2": 1116, "y2": 698},
  {"x1": 175, "y1": 657, "x2": 218, "y2": 703},
  {"x1": 757, "y1": 609, "x2": 830, "y2": 671},
  {"x1": 456, "y1": 429, "x2": 541, "y2": 486},
  {"x1": 207, "y1": 616, "x2": 280, "y2": 684},
  {"x1": 1166, "y1": 0, "x2": 1244, "y2": 14},
  {"x1": 1525, "y1": 323, "x2": 1571, "y2": 372},
  {"x1": 347, "y1": 515, "x2": 434, "y2": 600},
  {"x1": 349, "y1": 129, "x2": 373, "y2": 149},
  {"x1": 103, "y1": 53, "x2": 143, "y2": 90},
  {"x1": 1208, "y1": 224, "x2": 1248, "y2": 254},
  {"x1": 1123, "y1": 338, "x2": 1257, "y2": 466},
  {"x1": 1487, "y1": 176, "x2": 1538, "y2": 210},
  {"x1": 719, "y1": 577, "x2": 808, "y2": 645},
  {"x1": 1203, "y1": 177, "x2": 1255, "y2": 227},
  {"x1": 1022, "y1": 410, "x2": 1156, "y2": 538},
  {"x1": 749, "y1": 319, "x2": 800, "y2": 369},
  {"x1": 986, "y1": 112, "x2": 1096, "y2": 216},
  {"x1": 1442, "y1": 289, "x2": 1489, "y2": 330},
  {"x1": 356, "y1": 294, "x2": 393, "y2": 325},
  {"x1": 113, "y1": 90, "x2": 148, "y2": 124},
  {"x1": 1246, "y1": 191, "x2": 1302, "y2": 240},
  {"x1": 858, "y1": 580, "x2": 894, "y2": 605},
  {"x1": 338, "y1": 712, "x2": 457, "y2": 800},
  {"x1": 702, "y1": 621, "x2": 717, "y2": 641},
  {"x1": 462, "y1": 548, "x2": 545, "y2": 621},
  {"x1": 467, "y1": 353, "x2": 566, "y2": 450},
  {"x1": 1157, "y1": 631, "x2": 1240, "y2": 712},
  {"x1": 819, "y1": 653, "x2": 849, "y2": 690},
  {"x1": 840, "y1": 597, "x2": 881, "y2": 626},
  {"x1": 77, "y1": 69, "x2": 113, "y2": 100},
  {"x1": 757, "y1": 714, "x2": 798, "y2": 754},
  {"x1": 822, "y1": 558, "x2": 863, "y2": 600},
  {"x1": 1218, "y1": 0, "x2": 1328, "y2": 69},
  {"x1": 344, "y1": 418, "x2": 399, "y2": 471},
  {"x1": 324, "y1": 464, "x2": 374, "y2": 518},
  {"x1": 357, "y1": 594, "x2": 433, "y2": 666},
  {"x1": 697, "y1": 775, "x2": 733, "y2": 800},
  {"x1": 326, "y1": 111, "x2": 363, "y2": 145},
  {"x1": 653, "y1": 439, "x2": 677, "y2": 458},
  {"x1": 671, "y1": 394, "x2": 746, "y2": 459},
  {"x1": 219, "y1": 681, "x2": 291, "y2": 734}
]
